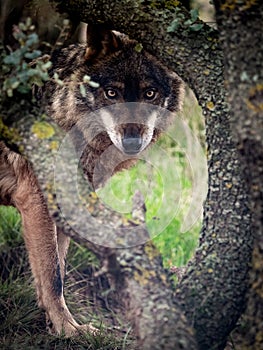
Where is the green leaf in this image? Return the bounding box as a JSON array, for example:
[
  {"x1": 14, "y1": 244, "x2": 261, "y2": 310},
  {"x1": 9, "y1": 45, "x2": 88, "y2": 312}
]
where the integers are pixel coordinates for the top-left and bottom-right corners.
[
  {"x1": 11, "y1": 80, "x2": 20, "y2": 89},
  {"x1": 3, "y1": 53, "x2": 21, "y2": 66},
  {"x1": 31, "y1": 76, "x2": 44, "y2": 87},
  {"x1": 17, "y1": 85, "x2": 31, "y2": 94},
  {"x1": 24, "y1": 50, "x2": 41, "y2": 59},
  {"x1": 190, "y1": 9, "x2": 199, "y2": 22},
  {"x1": 18, "y1": 22, "x2": 26, "y2": 31},
  {"x1": 41, "y1": 61, "x2": 52, "y2": 70},
  {"x1": 25, "y1": 33, "x2": 39, "y2": 47},
  {"x1": 189, "y1": 23, "x2": 204, "y2": 31},
  {"x1": 54, "y1": 72, "x2": 64, "y2": 85},
  {"x1": 24, "y1": 68, "x2": 38, "y2": 77},
  {"x1": 88, "y1": 80, "x2": 100, "y2": 88},
  {"x1": 56, "y1": 79, "x2": 64, "y2": 86},
  {"x1": 39, "y1": 71, "x2": 50, "y2": 81},
  {"x1": 79, "y1": 84, "x2": 86, "y2": 97},
  {"x1": 21, "y1": 61, "x2": 28, "y2": 70},
  {"x1": 83, "y1": 75, "x2": 91, "y2": 83},
  {"x1": 7, "y1": 88, "x2": 13, "y2": 97},
  {"x1": 167, "y1": 19, "x2": 181, "y2": 32},
  {"x1": 25, "y1": 17, "x2": 32, "y2": 28},
  {"x1": 184, "y1": 19, "x2": 193, "y2": 26}
]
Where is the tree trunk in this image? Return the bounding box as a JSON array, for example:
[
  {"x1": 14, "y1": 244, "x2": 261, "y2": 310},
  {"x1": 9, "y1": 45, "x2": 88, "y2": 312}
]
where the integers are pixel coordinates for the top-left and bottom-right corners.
[
  {"x1": 50, "y1": 1, "x2": 253, "y2": 349},
  {"x1": 213, "y1": 1, "x2": 263, "y2": 348}
]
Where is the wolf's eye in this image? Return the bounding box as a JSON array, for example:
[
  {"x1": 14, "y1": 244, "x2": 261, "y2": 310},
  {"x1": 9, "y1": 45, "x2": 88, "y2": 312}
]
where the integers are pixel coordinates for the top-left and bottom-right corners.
[
  {"x1": 144, "y1": 89, "x2": 157, "y2": 100},
  {"x1": 105, "y1": 88, "x2": 118, "y2": 99}
]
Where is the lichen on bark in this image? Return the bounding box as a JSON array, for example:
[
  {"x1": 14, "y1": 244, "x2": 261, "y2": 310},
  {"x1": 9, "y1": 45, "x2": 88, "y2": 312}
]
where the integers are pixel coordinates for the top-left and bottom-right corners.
[{"x1": 213, "y1": 1, "x2": 263, "y2": 348}]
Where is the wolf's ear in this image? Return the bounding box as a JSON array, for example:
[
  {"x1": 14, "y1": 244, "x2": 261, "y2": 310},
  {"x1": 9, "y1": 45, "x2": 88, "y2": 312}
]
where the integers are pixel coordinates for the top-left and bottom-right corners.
[{"x1": 84, "y1": 24, "x2": 120, "y2": 61}]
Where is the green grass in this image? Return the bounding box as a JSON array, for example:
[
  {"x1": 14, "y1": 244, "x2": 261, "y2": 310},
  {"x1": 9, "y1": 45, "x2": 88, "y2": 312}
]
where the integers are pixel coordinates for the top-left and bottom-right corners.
[
  {"x1": 0, "y1": 206, "x2": 22, "y2": 246},
  {"x1": 98, "y1": 153, "x2": 200, "y2": 267}
]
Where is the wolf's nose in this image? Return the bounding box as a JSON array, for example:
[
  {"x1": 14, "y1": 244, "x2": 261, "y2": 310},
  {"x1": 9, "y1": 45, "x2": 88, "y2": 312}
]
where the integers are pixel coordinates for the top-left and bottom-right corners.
[{"x1": 122, "y1": 137, "x2": 142, "y2": 155}]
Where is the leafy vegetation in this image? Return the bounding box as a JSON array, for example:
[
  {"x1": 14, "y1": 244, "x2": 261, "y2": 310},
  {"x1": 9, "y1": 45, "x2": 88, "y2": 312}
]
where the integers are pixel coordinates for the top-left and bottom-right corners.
[
  {"x1": 1, "y1": 18, "x2": 98, "y2": 102},
  {"x1": 2, "y1": 18, "x2": 51, "y2": 97},
  {"x1": 167, "y1": 8, "x2": 204, "y2": 33}
]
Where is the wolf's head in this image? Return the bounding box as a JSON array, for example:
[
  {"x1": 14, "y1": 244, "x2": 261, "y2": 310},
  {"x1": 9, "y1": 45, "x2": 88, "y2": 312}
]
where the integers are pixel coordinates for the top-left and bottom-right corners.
[{"x1": 49, "y1": 25, "x2": 184, "y2": 157}]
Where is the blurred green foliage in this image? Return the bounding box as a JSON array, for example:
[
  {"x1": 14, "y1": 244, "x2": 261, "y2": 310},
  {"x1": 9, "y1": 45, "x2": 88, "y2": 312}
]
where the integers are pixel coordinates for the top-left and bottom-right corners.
[{"x1": 2, "y1": 18, "x2": 52, "y2": 97}]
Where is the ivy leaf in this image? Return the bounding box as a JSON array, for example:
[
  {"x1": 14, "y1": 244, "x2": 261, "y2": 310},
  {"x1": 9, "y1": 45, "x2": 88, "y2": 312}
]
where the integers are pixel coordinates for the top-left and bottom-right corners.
[
  {"x1": 167, "y1": 19, "x2": 181, "y2": 32},
  {"x1": 11, "y1": 80, "x2": 20, "y2": 89},
  {"x1": 189, "y1": 23, "x2": 204, "y2": 31},
  {"x1": 190, "y1": 9, "x2": 199, "y2": 22},
  {"x1": 56, "y1": 79, "x2": 64, "y2": 86}
]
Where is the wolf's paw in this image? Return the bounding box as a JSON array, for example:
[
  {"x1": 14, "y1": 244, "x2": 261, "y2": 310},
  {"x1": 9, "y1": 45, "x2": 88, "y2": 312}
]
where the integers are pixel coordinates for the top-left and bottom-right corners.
[
  {"x1": 46, "y1": 312, "x2": 98, "y2": 337},
  {"x1": 61, "y1": 322, "x2": 98, "y2": 338},
  {"x1": 75, "y1": 323, "x2": 99, "y2": 336}
]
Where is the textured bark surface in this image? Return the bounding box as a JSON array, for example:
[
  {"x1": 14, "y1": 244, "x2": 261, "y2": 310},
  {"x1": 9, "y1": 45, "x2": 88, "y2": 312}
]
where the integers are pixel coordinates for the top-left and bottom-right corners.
[
  {"x1": 50, "y1": 1, "x2": 253, "y2": 349},
  {"x1": 213, "y1": 1, "x2": 263, "y2": 348}
]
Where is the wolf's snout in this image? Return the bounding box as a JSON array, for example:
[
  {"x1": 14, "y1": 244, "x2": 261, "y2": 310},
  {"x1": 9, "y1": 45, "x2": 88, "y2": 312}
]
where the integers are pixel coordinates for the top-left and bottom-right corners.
[
  {"x1": 120, "y1": 124, "x2": 143, "y2": 155},
  {"x1": 122, "y1": 136, "x2": 142, "y2": 154}
]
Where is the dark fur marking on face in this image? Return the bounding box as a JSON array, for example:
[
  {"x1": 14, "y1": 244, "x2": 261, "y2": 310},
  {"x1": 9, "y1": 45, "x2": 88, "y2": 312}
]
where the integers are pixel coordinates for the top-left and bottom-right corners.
[{"x1": 123, "y1": 76, "x2": 140, "y2": 102}]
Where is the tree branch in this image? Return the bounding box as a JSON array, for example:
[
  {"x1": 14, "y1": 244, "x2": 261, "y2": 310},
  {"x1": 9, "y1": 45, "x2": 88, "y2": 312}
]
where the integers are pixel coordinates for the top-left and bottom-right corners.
[
  {"x1": 48, "y1": 1, "x2": 252, "y2": 349},
  {"x1": 8, "y1": 84, "x2": 197, "y2": 349}
]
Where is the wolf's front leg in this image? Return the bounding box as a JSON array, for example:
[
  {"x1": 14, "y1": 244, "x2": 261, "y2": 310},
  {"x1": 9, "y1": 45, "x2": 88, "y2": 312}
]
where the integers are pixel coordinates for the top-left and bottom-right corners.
[
  {"x1": 20, "y1": 216, "x2": 80, "y2": 336},
  {"x1": 0, "y1": 142, "x2": 83, "y2": 336}
]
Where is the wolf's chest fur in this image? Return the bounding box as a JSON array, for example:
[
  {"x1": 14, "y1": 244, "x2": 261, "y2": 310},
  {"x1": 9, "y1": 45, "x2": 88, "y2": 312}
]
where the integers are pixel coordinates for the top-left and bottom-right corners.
[{"x1": 46, "y1": 25, "x2": 184, "y2": 187}]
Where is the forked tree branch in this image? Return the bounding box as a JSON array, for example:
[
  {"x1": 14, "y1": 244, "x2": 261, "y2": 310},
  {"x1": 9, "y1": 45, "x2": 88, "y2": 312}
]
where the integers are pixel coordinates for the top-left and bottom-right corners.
[{"x1": 47, "y1": 1, "x2": 252, "y2": 349}]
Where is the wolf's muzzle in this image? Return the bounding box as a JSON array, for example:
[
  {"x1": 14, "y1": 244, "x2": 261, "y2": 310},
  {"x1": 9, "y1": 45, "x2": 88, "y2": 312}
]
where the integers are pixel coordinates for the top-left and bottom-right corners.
[
  {"x1": 121, "y1": 123, "x2": 143, "y2": 155},
  {"x1": 122, "y1": 136, "x2": 142, "y2": 155}
]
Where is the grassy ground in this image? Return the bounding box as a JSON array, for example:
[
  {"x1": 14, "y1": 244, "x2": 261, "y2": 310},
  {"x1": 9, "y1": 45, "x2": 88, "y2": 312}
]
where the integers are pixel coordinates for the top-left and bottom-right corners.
[
  {"x1": 0, "y1": 206, "x2": 133, "y2": 349},
  {"x1": 0, "y1": 90, "x2": 206, "y2": 348}
]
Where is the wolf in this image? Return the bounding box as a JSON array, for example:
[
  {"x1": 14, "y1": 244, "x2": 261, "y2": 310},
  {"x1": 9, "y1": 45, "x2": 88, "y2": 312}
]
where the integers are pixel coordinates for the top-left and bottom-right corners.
[{"x1": 0, "y1": 24, "x2": 184, "y2": 336}]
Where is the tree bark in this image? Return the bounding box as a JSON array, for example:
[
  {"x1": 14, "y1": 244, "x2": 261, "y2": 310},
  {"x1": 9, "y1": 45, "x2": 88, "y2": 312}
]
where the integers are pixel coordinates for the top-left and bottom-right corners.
[
  {"x1": 213, "y1": 1, "x2": 263, "y2": 348},
  {"x1": 50, "y1": 1, "x2": 253, "y2": 349}
]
